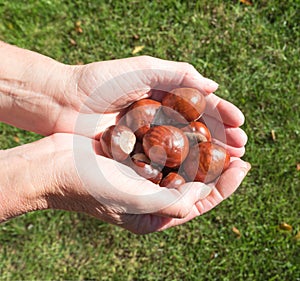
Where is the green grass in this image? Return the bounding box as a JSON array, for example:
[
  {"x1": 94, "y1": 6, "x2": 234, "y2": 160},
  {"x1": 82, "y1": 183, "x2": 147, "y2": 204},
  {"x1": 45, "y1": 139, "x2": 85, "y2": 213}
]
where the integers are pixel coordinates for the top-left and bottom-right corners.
[{"x1": 0, "y1": 0, "x2": 299, "y2": 280}]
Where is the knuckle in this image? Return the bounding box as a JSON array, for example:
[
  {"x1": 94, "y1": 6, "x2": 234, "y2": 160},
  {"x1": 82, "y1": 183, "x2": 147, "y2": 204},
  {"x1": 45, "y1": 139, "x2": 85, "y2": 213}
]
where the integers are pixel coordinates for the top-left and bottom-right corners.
[
  {"x1": 182, "y1": 61, "x2": 196, "y2": 73},
  {"x1": 173, "y1": 201, "x2": 191, "y2": 219},
  {"x1": 139, "y1": 55, "x2": 156, "y2": 68}
]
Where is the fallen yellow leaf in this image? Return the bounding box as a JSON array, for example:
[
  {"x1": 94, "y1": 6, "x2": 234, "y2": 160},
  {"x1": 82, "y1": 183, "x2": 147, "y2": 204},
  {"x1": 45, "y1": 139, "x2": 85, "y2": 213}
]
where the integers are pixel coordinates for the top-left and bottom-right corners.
[{"x1": 132, "y1": 45, "x2": 145, "y2": 55}]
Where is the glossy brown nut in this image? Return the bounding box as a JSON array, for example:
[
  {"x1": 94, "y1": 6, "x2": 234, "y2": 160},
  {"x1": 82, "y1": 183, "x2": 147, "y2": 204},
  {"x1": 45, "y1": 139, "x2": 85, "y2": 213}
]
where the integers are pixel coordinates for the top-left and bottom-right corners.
[
  {"x1": 183, "y1": 142, "x2": 230, "y2": 183},
  {"x1": 160, "y1": 172, "x2": 186, "y2": 189},
  {"x1": 142, "y1": 125, "x2": 189, "y2": 168},
  {"x1": 182, "y1": 121, "x2": 212, "y2": 145},
  {"x1": 125, "y1": 99, "x2": 161, "y2": 140},
  {"x1": 162, "y1": 88, "x2": 206, "y2": 123},
  {"x1": 130, "y1": 153, "x2": 163, "y2": 184},
  {"x1": 100, "y1": 125, "x2": 136, "y2": 162}
]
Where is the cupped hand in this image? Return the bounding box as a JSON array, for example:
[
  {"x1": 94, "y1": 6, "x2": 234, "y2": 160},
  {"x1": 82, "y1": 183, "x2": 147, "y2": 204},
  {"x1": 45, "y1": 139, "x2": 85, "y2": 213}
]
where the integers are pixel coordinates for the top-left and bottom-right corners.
[
  {"x1": 42, "y1": 133, "x2": 250, "y2": 234},
  {"x1": 56, "y1": 56, "x2": 246, "y2": 156}
]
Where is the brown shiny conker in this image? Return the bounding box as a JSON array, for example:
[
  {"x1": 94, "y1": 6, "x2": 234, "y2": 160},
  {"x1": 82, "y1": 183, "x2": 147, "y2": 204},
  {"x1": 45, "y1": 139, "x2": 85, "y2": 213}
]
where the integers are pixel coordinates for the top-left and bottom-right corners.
[
  {"x1": 125, "y1": 99, "x2": 161, "y2": 140},
  {"x1": 100, "y1": 125, "x2": 136, "y2": 162},
  {"x1": 160, "y1": 172, "x2": 186, "y2": 189},
  {"x1": 162, "y1": 88, "x2": 206, "y2": 123},
  {"x1": 183, "y1": 142, "x2": 230, "y2": 183},
  {"x1": 142, "y1": 125, "x2": 189, "y2": 168},
  {"x1": 182, "y1": 121, "x2": 212, "y2": 145},
  {"x1": 130, "y1": 153, "x2": 163, "y2": 184}
]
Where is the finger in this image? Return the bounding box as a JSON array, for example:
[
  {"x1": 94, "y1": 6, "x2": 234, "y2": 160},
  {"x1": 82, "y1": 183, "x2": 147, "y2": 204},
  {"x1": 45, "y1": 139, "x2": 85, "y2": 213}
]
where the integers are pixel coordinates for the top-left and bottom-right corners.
[
  {"x1": 212, "y1": 139, "x2": 246, "y2": 158},
  {"x1": 153, "y1": 182, "x2": 214, "y2": 219},
  {"x1": 125, "y1": 182, "x2": 214, "y2": 234},
  {"x1": 204, "y1": 93, "x2": 245, "y2": 127},
  {"x1": 202, "y1": 114, "x2": 248, "y2": 147},
  {"x1": 195, "y1": 159, "x2": 251, "y2": 214}
]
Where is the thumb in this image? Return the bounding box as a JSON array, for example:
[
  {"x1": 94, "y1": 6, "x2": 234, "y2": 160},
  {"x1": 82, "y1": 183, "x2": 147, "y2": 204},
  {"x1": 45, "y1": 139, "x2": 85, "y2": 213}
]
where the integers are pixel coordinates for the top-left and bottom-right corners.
[
  {"x1": 79, "y1": 56, "x2": 218, "y2": 113},
  {"x1": 138, "y1": 56, "x2": 219, "y2": 94}
]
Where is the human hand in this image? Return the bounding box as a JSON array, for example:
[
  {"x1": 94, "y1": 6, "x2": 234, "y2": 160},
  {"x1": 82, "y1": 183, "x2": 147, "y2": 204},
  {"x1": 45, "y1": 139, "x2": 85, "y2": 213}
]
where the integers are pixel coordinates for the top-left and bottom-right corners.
[
  {"x1": 0, "y1": 133, "x2": 249, "y2": 234},
  {"x1": 55, "y1": 56, "x2": 222, "y2": 138}
]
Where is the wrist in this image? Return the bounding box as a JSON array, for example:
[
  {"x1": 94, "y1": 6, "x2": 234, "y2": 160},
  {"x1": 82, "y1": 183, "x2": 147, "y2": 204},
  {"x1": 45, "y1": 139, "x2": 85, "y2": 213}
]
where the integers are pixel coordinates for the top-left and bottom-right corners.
[
  {"x1": 0, "y1": 42, "x2": 75, "y2": 135},
  {"x1": 0, "y1": 137, "x2": 63, "y2": 222}
]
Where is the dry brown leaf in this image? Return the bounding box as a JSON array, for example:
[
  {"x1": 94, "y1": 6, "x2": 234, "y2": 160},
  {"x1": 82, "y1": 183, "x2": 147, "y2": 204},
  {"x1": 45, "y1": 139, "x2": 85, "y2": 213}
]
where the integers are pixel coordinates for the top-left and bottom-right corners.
[
  {"x1": 297, "y1": 163, "x2": 300, "y2": 171},
  {"x1": 132, "y1": 45, "x2": 145, "y2": 55},
  {"x1": 279, "y1": 222, "x2": 293, "y2": 231},
  {"x1": 75, "y1": 27, "x2": 83, "y2": 33},
  {"x1": 69, "y1": 38, "x2": 77, "y2": 46},
  {"x1": 13, "y1": 136, "x2": 20, "y2": 143},
  {"x1": 232, "y1": 226, "x2": 241, "y2": 237}
]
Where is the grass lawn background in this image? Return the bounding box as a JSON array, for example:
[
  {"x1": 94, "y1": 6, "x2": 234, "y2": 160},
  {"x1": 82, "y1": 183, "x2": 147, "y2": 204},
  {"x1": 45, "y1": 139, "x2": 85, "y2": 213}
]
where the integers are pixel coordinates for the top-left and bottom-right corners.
[{"x1": 0, "y1": 0, "x2": 299, "y2": 280}]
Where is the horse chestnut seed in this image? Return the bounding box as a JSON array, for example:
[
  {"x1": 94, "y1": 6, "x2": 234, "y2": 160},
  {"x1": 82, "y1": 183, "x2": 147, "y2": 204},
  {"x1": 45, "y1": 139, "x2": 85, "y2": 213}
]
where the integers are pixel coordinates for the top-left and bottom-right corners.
[
  {"x1": 130, "y1": 153, "x2": 163, "y2": 184},
  {"x1": 160, "y1": 172, "x2": 186, "y2": 189},
  {"x1": 125, "y1": 99, "x2": 161, "y2": 140},
  {"x1": 182, "y1": 121, "x2": 212, "y2": 145},
  {"x1": 100, "y1": 125, "x2": 136, "y2": 162},
  {"x1": 162, "y1": 88, "x2": 206, "y2": 123},
  {"x1": 143, "y1": 125, "x2": 189, "y2": 168},
  {"x1": 183, "y1": 142, "x2": 230, "y2": 183}
]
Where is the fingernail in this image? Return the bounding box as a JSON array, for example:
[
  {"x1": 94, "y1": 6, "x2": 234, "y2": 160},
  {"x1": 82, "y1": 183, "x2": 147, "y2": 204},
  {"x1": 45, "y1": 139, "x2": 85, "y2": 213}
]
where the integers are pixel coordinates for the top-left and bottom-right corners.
[
  {"x1": 204, "y1": 78, "x2": 219, "y2": 92},
  {"x1": 241, "y1": 161, "x2": 251, "y2": 170},
  {"x1": 245, "y1": 162, "x2": 251, "y2": 171},
  {"x1": 198, "y1": 185, "x2": 213, "y2": 199},
  {"x1": 240, "y1": 163, "x2": 251, "y2": 178}
]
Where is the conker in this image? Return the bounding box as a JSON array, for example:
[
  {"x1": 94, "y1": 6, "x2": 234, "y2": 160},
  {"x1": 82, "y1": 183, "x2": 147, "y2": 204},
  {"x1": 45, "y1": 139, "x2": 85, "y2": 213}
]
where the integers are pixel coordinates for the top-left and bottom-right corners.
[
  {"x1": 125, "y1": 99, "x2": 161, "y2": 140},
  {"x1": 183, "y1": 142, "x2": 230, "y2": 183},
  {"x1": 100, "y1": 125, "x2": 136, "y2": 162},
  {"x1": 160, "y1": 172, "x2": 186, "y2": 189},
  {"x1": 182, "y1": 121, "x2": 212, "y2": 145},
  {"x1": 142, "y1": 125, "x2": 189, "y2": 168},
  {"x1": 162, "y1": 88, "x2": 206, "y2": 123},
  {"x1": 130, "y1": 153, "x2": 163, "y2": 184}
]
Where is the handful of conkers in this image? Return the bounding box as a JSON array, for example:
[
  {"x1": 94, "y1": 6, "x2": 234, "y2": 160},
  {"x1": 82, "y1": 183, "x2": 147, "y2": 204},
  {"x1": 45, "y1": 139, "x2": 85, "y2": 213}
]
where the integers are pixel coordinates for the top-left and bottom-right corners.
[{"x1": 100, "y1": 88, "x2": 230, "y2": 188}]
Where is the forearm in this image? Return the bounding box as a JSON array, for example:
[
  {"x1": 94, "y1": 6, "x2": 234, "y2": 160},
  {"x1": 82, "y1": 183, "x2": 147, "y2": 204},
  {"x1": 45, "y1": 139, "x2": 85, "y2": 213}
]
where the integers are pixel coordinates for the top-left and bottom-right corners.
[
  {"x1": 0, "y1": 137, "x2": 61, "y2": 222},
  {"x1": 0, "y1": 41, "x2": 74, "y2": 135}
]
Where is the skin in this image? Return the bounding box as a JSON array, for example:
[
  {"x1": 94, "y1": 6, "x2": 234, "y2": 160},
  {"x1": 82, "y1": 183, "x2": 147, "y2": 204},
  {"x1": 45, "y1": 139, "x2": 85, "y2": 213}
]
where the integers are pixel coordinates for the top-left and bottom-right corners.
[{"x1": 0, "y1": 41, "x2": 250, "y2": 234}]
